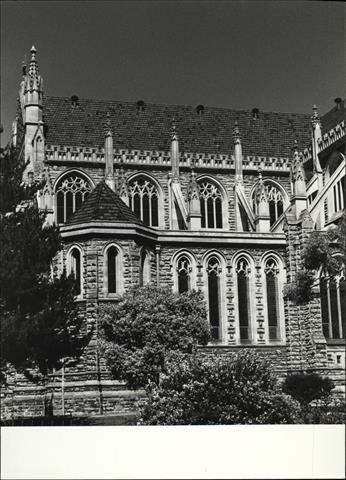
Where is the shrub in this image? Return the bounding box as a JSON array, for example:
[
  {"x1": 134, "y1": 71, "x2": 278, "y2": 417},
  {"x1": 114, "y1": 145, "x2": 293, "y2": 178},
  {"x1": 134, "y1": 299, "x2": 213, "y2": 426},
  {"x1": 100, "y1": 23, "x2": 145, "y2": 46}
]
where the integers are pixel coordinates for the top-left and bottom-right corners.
[
  {"x1": 100, "y1": 286, "x2": 210, "y2": 389},
  {"x1": 282, "y1": 373, "x2": 334, "y2": 406},
  {"x1": 139, "y1": 351, "x2": 300, "y2": 425},
  {"x1": 284, "y1": 270, "x2": 315, "y2": 305}
]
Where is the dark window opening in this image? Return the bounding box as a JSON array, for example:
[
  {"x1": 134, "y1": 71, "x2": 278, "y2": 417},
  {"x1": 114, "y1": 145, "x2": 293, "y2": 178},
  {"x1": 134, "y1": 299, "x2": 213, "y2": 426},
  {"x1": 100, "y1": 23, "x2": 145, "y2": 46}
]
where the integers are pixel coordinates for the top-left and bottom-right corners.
[{"x1": 107, "y1": 247, "x2": 117, "y2": 294}]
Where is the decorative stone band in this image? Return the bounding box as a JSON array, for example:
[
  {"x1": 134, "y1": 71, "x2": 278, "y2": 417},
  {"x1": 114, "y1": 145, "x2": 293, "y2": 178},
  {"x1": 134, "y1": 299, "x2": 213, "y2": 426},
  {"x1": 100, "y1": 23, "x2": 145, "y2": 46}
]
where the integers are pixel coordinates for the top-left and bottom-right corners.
[{"x1": 45, "y1": 144, "x2": 290, "y2": 172}]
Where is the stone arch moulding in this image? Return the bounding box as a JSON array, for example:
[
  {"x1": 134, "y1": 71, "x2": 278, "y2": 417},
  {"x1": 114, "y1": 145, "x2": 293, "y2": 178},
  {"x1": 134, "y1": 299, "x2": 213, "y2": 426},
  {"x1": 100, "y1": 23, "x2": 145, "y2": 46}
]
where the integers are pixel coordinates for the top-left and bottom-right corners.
[
  {"x1": 102, "y1": 242, "x2": 124, "y2": 297},
  {"x1": 126, "y1": 171, "x2": 165, "y2": 228},
  {"x1": 53, "y1": 168, "x2": 95, "y2": 191},
  {"x1": 171, "y1": 249, "x2": 198, "y2": 293},
  {"x1": 260, "y1": 252, "x2": 287, "y2": 345},
  {"x1": 66, "y1": 244, "x2": 84, "y2": 299},
  {"x1": 196, "y1": 174, "x2": 229, "y2": 230},
  {"x1": 202, "y1": 250, "x2": 227, "y2": 344}
]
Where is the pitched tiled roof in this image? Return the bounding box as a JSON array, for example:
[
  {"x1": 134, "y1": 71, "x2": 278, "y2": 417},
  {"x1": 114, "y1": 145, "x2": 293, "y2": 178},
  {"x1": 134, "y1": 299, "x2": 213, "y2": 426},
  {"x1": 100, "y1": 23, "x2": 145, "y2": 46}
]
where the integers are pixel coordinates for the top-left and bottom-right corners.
[
  {"x1": 321, "y1": 99, "x2": 345, "y2": 133},
  {"x1": 43, "y1": 96, "x2": 312, "y2": 157},
  {"x1": 66, "y1": 181, "x2": 142, "y2": 225}
]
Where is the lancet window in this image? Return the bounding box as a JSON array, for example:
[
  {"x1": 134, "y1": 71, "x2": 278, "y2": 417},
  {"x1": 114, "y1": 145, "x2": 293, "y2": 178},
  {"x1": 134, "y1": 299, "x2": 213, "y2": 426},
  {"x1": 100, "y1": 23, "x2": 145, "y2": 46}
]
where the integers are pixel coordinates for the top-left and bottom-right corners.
[
  {"x1": 56, "y1": 174, "x2": 92, "y2": 224},
  {"x1": 236, "y1": 258, "x2": 252, "y2": 343},
  {"x1": 207, "y1": 256, "x2": 222, "y2": 341},
  {"x1": 68, "y1": 247, "x2": 82, "y2": 296},
  {"x1": 199, "y1": 182, "x2": 223, "y2": 229},
  {"x1": 264, "y1": 258, "x2": 281, "y2": 341},
  {"x1": 128, "y1": 178, "x2": 159, "y2": 227}
]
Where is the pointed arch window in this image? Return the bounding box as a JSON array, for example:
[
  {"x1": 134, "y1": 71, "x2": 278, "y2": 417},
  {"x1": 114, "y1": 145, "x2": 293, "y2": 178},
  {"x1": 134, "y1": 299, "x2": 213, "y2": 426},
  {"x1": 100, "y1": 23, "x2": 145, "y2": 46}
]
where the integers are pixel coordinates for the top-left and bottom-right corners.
[
  {"x1": 236, "y1": 258, "x2": 251, "y2": 343},
  {"x1": 128, "y1": 178, "x2": 159, "y2": 227},
  {"x1": 176, "y1": 256, "x2": 191, "y2": 293},
  {"x1": 207, "y1": 256, "x2": 222, "y2": 341},
  {"x1": 320, "y1": 269, "x2": 345, "y2": 340},
  {"x1": 264, "y1": 258, "x2": 281, "y2": 341},
  {"x1": 56, "y1": 174, "x2": 92, "y2": 224},
  {"x1": 107, "y1": 247, "x2": 118, "y2": 294},
  {"x1": 252, "y1": 182, "x2": 285, "y2": 226},
  {"x1": 68, "y1": 247, "x2": 82, "y2": 297},
  {"x1": 199, "y1": 182, "x2": 223, "y2": 228}
]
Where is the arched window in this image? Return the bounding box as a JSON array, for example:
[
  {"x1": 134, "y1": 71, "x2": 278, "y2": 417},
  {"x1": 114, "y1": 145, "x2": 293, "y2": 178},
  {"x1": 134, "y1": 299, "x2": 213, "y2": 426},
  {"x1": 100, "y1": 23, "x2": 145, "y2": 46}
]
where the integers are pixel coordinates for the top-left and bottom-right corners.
[
  {"x1": 68, "y1": 247, "x2": 82, "y2": 296},
  {"x1": 139, "y1": 249, "x2": 151, "y2": 287},
  {"x1": 252, "y1": 182, "x2": 285, "y2": 226},
  {"x1": 207, "y1": 256, "x2": 222, "y2": 341},
  {"x1": 176, "y1": 256, "x2": 191, "y2": 293},
  {"x1": 320, "y1": 269, "x2": 345, "y2": 340},
  {"x1": 199, "y1": 181, "x2": 223, "y2": 228},
  {"x1": 128, "y1": 177, "x2": 159, "y2": 227},
  {"x1": 56, "y1": 173, "x2": 92, "y2": 224},
  {"x1": 236, "y1": 258, "x2": 251, "y2": 343},
  {"x1": 264, "y1": 258, "x2": 281, "y2": 341},
  {"x1": 107, "y1": 246, "x2": 118, "y2": 294},
  {"x1": 104, "y1": 245, "x2": 122, "y2": 296}
]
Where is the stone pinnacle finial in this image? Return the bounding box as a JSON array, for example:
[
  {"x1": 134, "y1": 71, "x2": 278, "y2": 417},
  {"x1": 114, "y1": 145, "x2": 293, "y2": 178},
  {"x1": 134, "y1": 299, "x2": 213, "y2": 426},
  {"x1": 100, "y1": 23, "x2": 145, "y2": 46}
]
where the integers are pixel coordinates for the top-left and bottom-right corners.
[
  {"x1": 170, "y1": 117, "x2": 178, "y2": 141},
  {"x1": 233, "y1": 121, "x2": 240, "y2": 142},
  {"x1": 311, "y1": 104, "x2": 321, "y2": 127},
  {"x1": 105, "y1": 112, "x2": 112, "y2": 137},
  {"x1": 28, "y1": 45, "x2": 39, "y2": 78}
]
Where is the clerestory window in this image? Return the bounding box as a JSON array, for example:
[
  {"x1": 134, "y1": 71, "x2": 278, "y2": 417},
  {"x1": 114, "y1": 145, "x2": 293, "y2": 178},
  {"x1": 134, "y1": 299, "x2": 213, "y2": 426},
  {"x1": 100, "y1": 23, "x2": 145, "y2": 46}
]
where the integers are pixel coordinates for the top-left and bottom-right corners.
[
  {"x1": 128, "y1": 178, "x2": 159, "y2": 227},
  {"x1": 199, "y1": 181, "x2": 223, "y2": 228}
]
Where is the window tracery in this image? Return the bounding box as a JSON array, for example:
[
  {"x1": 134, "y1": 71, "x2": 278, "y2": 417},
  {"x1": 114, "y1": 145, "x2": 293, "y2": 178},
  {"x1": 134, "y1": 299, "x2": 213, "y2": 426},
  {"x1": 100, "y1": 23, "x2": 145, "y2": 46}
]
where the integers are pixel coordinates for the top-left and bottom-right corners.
[
  {"x1": 128, "y1": 178, "x2": 159, "y2": 226},
  {"x1": 177, "y1": 255, "x2": 192, "y2": 293},
  {"x1": 56, "y1": 174, "x2": 92, "y2": 224},
  {"x1": 264, "y1": 258, "x2": 281, "y2": 341},
  {"x1": 199, "y1": 182, "x2": 223, "y2": 228}
]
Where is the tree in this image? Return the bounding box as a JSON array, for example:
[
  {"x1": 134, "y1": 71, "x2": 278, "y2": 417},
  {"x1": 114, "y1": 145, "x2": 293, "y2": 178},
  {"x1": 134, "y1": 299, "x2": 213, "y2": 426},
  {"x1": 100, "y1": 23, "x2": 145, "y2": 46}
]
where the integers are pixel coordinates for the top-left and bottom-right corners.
[
  {"x1": 139, "y1": 351, "x2": 300, "y2": 425},
  {"x1": 0, "y1": 144, "x2": 91, "y2": 413},
  {"x1": 285, "y1": 213, "x2": 346, "y2": 304},
  {"x1": 100, "y1": 285, "x2": 210, "y2": 389}
]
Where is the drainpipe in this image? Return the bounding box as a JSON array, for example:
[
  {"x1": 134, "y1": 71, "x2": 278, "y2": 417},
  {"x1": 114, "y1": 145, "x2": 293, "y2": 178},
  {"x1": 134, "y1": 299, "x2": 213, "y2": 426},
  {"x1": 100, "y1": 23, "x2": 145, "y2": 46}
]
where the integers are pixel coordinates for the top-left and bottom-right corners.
[{"x1": 155, "y1": 245, "x2": 161, "y2": 287}]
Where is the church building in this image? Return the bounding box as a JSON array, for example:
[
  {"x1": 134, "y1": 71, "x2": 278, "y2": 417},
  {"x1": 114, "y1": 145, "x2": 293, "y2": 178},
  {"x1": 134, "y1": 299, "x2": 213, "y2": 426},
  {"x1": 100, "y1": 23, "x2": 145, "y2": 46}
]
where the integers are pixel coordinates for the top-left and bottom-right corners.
[{"x1": 3, "y1": 46, "x2": 345, "y2": 417}]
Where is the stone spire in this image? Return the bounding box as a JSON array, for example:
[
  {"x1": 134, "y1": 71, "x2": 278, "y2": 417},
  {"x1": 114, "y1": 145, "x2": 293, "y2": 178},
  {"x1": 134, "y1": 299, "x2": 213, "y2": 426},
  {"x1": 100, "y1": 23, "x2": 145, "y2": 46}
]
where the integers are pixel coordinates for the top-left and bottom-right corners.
[
  {"x1": 170, "y1": 118, "x2": 179, "y2": 181},
  {"x1": 104, "y1": 112, "x2": 115, "y2": 191},
  {"x1": 254, "y1": 169, "x2": 270, "y2": 232},
  {"x1": 233, "y1": 121, "x2": 243, "y2": 185},
  {"x1": 24, "y1": 46, "x2": 43, "y2": 97},
  {"x1": 187, "y1": 160, "x2": 201, "y2": 229},
  {"x1": 19, "y1": 46, "x2": 45, "y2": 182}
]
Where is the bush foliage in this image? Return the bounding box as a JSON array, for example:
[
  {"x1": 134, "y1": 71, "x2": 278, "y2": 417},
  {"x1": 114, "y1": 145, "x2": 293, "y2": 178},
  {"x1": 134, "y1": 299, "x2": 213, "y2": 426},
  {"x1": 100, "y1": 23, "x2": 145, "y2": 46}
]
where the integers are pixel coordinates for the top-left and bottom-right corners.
[
  {"x1": 282, "y1": 372, "x2": 334, "y2": 405},
  {"x1": 139, "y1": 351, "x2": 300, "y2": 425},
  {"x1": 100, "y1": 285, "x2": 210, "y2": 388}
]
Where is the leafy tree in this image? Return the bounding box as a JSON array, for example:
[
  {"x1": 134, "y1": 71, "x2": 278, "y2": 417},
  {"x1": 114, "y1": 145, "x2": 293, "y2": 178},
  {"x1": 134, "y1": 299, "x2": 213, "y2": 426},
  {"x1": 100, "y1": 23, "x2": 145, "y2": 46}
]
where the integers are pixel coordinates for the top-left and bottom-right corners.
[
  {"x1": 0, "y1": 144, "x2": 91, "y2": 413},
  {"x1": 286, "y1": 214, "x2": 346, "y2": 304},
  {"x1": 139, "y1": 351, "x2": 300, "y2": 425},
  {"x1": 100, "y1": 285, "x2": 210, "y2": 389}
]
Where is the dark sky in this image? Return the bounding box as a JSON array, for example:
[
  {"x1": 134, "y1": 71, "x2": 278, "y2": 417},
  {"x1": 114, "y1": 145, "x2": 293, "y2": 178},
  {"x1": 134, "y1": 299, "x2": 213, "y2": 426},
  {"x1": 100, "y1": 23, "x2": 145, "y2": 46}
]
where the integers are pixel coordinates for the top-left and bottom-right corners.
[{"x1": 1, "y1": 0, "x2": 345, "y2": 146}]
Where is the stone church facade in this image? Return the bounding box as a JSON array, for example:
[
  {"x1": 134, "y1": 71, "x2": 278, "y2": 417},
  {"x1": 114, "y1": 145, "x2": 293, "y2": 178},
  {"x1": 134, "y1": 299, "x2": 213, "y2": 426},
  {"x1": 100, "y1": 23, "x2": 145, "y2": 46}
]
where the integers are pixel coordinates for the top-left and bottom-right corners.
[{"x1": 2, "y1": 46, "x2": 345, "y2": 418}]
